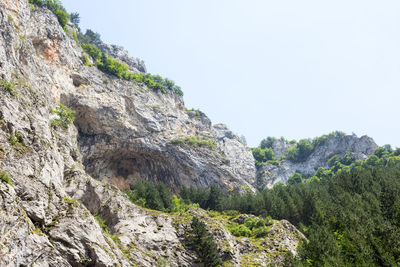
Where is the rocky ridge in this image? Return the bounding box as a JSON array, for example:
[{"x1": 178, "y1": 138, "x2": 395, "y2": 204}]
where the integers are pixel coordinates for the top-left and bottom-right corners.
[
  {"x1": 258, "y1": 134, "x2": 378, "y2": 188},
  {"x1": 0, "y1": 0, "x2": 304, "y2": 266}
]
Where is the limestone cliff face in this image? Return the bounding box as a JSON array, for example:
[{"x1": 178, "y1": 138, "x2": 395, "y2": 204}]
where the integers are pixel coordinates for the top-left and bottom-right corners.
[
  {"x1": 258, "y1": 135, "x2": 378, "y2": 188},
  {"x1": 0, "y1": 0, "x2": 303, "y2": 266}
]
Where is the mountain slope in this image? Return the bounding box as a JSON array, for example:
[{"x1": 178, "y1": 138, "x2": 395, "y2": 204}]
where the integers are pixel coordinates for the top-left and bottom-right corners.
[{"x1": 0, "y1": 1, "x2": 304, "y2": 266}]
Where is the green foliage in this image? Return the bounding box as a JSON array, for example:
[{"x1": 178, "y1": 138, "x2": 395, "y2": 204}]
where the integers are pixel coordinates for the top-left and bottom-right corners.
[
  {"x1": 253, "y1": 132, "x2": 347, "y2": 167},
  {"x1": 170, "y1": 136, "x2": 217, "y2": 149},
  {"x1": 286, "y1": 139, "x2": 314, "y2": 163},
  {"x1": 132, "y1": 73, "x2": 183, "y2": 96},
  {"x1": 0, "y1": 79, "x2": 16, "y2": 96},
  {"x1": 156, "y1": 257, "x2": 169, "y2": 267},
  {"x1": 260, "y1": 137, "x2": 277, "y2": 149},
  {"x1": 251, "y1": 147, "x2": 274, "y2": 167},
  {"x1": 81, "y1": 43, "x2": 102, "y2": 62},
  {"x1": 81, "y1": 42, "x2": 184, "y2": 96},
  {"x1": 180, "y1": 184, "x2": 224, "y2": 211},
  {"x1": 94, "y1": 215, "x2": 110, "y2": 234},
  {"x1": 81, "y1": 54, "x2": 91, "y2": 66},
  {"x1": 50, "y1": 104, "x2": 76, "y2": 129},
  {"x1": 228, "y1": 223, "x2": 252, "y2": 237},
  {"x1": 227, "y1": 217, "x2": 270, "y2": 238},
  {"x1": 98, "y1": 53, "x2": 133, "y2": 79},
  {"x1": 29, "y1": 0, "x2": 70, "y2": 29},
  {"x1": 70, "y1": 12, "x2": 80, "y2": 26},
  {"x1": 78, "y1": 29, "x2": 101, "y2": 44},
  {"x1": 125, "y1": 181, "x2": 174, "y2": 212},
  {"x1": 54, "y1": 8, "x2": 69, "y2": 28},
  {"x1": 287, "y1": 172, "x2": 303, "y2": 185},
  {"x1": 184, "y1": 149, "x2": 400, "y2": 266},
  {"x1": 0, "y1": 171, "x2": 13, "y2": 186},
  {"x1": 188, "y1": 217, "x2": 222, "y2": 267}
]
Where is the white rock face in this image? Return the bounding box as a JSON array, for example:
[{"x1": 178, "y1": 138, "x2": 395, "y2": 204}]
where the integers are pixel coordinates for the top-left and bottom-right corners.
[
  {"x1": 258, "y1": 135, "x2": 378, "y2": 188},
  {"x1": 213, "y1": 123, "x2": 256, "y2": 187},
  {"x1": 0, "y1": 0, "x2": 304, "y2": 266}
]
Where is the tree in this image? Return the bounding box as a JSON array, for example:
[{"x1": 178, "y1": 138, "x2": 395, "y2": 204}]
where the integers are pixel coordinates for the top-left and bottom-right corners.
[
  {"x1": 157, "y1": 182, "x2": 174, "y2": 212},
  {"x1": 80, "y1": 29, "x2": 101, "y2": 44},
  {"x1": 260, "y1": 137, "x2": 276, "y2": 149},
  {"x1": 206, "y1": 184, "x2": 223, "y2": 211},
  {"x1": 189, "y1": 217, "x2": 222, "y2": 267},
  {"x1": 70, "y1": 12, "x2": 80, "y2": 26}
]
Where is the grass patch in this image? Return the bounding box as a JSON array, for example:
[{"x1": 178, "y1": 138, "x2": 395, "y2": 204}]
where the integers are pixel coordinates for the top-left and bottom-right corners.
[
  {"x1": 0, "y1": 171, "x2": 13, "y2": 186},
  {"x1": 0, "y1": 79, "x2": 16, "y2": 96},
  {"x1": 169, "y1": 136, "x2": 217, "y2": 149},
  {"x1": 9, "y1": 133, "x2": 29, "y2": 152},
  {"x1": 7, "y1": 14, "x2": 19, "y2": 29}
]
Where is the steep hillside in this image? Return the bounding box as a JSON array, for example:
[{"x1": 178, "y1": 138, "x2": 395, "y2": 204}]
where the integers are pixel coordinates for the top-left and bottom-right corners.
[{"x1": 0, "y1": 0, "x2": 304, "y2": 266}]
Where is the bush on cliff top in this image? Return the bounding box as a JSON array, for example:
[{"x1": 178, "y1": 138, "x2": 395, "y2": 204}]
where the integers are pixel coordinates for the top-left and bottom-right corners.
[
  {"x1": 81, "y1": 43, "x2": 183, "y2": 96},
  {"x1": 29, "y1": 0, "x2": 70, "y2": 28}
]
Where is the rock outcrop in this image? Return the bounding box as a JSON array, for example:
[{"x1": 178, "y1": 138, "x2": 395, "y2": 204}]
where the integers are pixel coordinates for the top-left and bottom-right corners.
[
  {"x1": 258, "y1": 135, "x2": 378, "y2": 188},
  {"x1": 96, "y1": 42, "x2": 147, "y2": 73},
  {"x1": 0, "y1": 0, "x2": 303, "y2": 266}
]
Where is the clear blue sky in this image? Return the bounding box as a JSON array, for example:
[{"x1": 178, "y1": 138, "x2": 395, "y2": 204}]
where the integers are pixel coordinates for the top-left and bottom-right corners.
[{"x1": 63, "y1": 0, "x2": 400, "y2": 148}]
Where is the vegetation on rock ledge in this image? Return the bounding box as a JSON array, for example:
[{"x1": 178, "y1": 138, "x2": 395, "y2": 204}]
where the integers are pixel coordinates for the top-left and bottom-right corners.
[
  {"x1": 169, "y1": 136, "x2": 217, "y2": 149},
  {"x1": 50, "y1": 104, "x2": 76, "y2": 129},
  {"x1": 29, "y1": 0, "x2": 70, "y2": 28}
]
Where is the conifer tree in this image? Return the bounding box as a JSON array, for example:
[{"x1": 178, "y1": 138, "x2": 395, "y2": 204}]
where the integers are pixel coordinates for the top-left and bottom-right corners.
[{"x1": 189, "y1": 217, "x2": 222, "y2": 267}]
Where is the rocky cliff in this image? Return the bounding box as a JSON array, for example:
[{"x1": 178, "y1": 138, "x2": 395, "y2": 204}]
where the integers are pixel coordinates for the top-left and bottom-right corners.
[
  {"x1": 257, "y1": 135, "x2": 378, "y2": 188},
  {"x1": 0, "y1": 0, "x2": 304, "y2": 265}
]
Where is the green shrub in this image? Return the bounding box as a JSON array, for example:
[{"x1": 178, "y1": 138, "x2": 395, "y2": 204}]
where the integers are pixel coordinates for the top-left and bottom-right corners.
[
  {"x1": 244, "y1": 217, "x2": 256, "y2": 229},
  {"x1": 228, "y1": 217, "x2": 271, "y2": 238},
  {"x1": 0, "y1": 79, "x2": 16, "y2": 96},
  {"x1": 81, "y1": 54, "x2": 91, "y2": 66},
  {"x1": 251, "y1": 147, "x2": 274, "y2": 163},
  {"x1": 50, "y1": 104, "x2": 76, "y2": 129},
  {"x1": 228, "y1": 223, "x2": 252, "y2": 237},
  {"x1": 80, "y1": 43, "x2": 184, "y2": 96},
  {"x1": 285, "y1": 139, "x2": 314, "y2": 163},
  {"x1": 98, "y1": 54, "x2": 132, "y2": 80},
  {"x1": 81, "y1": 43, "x2": 102, "y2": 62},
  {"x1": 0, "y1": 171, "x2": 13, "y2": 186},
  {"x1": 54, "y1": 9, "x2": 69, "y2": 28},
  {"x1": 252, "y1": 226, "x2": 270, "y2": 238}
]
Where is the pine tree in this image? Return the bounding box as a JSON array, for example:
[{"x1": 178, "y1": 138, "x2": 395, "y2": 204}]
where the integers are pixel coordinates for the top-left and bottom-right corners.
[{"x1": 189, "y1": 217, "x2": 222, "y2": 267}]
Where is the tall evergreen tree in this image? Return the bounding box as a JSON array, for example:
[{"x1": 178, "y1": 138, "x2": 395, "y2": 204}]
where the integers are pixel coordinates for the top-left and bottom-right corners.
[{"x1": 189, "y1": 217, "x2": 222, "y2": 267}]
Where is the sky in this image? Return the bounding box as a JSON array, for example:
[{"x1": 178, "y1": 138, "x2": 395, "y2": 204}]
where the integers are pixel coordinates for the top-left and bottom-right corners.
[{"x1": 62, "y1": 0, "x2": 400, "y2": 148}]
